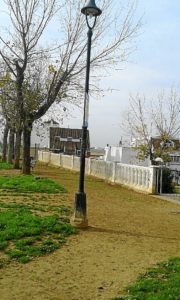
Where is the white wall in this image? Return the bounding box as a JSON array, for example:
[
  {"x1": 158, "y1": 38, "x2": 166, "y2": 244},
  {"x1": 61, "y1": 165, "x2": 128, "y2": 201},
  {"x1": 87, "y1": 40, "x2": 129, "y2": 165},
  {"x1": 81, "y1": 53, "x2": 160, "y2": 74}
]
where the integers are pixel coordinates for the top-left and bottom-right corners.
[
  {"x1": 121, "y1": 147, "x2": 151, "y2": 166},
  {"x1": 104, "y1": 146, "x2": 150, "y2": 166},
  {"x1": 38, "y1": 151, "x2": 158, "y2": 194}
]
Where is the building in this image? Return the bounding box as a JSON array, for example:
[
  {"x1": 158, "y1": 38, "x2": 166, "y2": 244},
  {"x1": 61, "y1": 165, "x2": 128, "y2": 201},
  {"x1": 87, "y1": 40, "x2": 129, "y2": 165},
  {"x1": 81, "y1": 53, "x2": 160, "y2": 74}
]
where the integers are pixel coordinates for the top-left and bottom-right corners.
[
  {"x1": 151, "y1": 137, "x2": 180, "y2": 150},
  {"x1": 31, "y1": 119, "x2": 59, "y2": 148},
  {"x1": 104, "y1": 138, "x2": 180, "y2": 184},
  {"x1": 49, "y1": 127, "x2": 90, "y2": 156},
  {"x1": 104, "y1": 145, "x2": 150, "y2": 166}
]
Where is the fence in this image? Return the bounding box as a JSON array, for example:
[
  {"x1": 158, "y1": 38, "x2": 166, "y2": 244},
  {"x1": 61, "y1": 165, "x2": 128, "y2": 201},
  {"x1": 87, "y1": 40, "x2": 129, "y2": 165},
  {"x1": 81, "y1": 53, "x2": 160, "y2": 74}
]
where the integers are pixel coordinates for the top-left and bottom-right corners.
[{"x1": 38, "y1": 151, "x2": 158, "y2": 194}]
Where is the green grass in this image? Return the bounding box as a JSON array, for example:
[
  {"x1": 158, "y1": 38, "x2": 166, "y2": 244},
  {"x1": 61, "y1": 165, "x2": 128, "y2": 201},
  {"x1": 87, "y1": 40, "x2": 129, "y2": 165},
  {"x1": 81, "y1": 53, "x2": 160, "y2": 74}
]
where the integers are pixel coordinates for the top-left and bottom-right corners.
[
  {"x1": 175, "y1": 186, "x2": 180, "y2": 194},
  {"x1": 114, "y1": 257, "x2": 180, "y2": 300},
  {"x1": 0, "y1": 207, "x2": 76, "y2": 265},
  {"x1": 0, "y1": 175, "x2": 66, "y2": 193},
  {"x1": 0, "y1": 201, "x2": 71, "y2": 216},
  {"x1": 0, "y1": 162, "x2": 13, "y2": 169}
]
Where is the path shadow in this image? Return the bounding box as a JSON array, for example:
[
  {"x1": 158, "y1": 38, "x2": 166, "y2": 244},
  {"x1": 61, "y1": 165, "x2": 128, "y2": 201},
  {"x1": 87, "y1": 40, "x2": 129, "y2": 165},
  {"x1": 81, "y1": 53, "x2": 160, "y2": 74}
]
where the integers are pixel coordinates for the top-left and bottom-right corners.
[{"x1": 87, "y1": 225, "x2": 179, "y2": 241}]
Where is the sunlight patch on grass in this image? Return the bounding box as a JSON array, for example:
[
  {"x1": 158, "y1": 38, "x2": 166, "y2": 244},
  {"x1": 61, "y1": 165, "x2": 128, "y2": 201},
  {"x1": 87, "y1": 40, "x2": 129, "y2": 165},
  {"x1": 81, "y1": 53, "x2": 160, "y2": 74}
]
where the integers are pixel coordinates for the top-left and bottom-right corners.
[
  {"x1": 0, "y1": 162, "x2": 13, "y2": 169},
  {"x1": 175, "y1": 186, "x2": 180, "y2": 194},
  {"x1": 0, "y1": 175, "x2": 66, "y2": 193},
  {"x1": 0, "y1": 207, "x2": 76, "y2": 265},
  {"x1": 114, "y1": 257, "x2": 180, "y2": 300}
]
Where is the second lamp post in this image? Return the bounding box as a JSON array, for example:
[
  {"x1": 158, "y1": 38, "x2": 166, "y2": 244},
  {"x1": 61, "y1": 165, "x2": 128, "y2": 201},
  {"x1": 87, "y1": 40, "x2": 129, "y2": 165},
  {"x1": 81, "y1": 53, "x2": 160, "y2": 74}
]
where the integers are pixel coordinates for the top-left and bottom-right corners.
[{"x1": 71, "y1": 0, "x2": 102, "y2": 228}]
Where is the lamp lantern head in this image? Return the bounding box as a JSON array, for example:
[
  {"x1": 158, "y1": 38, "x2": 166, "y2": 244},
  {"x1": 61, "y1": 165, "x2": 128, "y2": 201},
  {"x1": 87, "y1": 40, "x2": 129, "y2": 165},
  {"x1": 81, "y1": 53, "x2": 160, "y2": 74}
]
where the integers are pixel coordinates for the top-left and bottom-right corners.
[{"x1": 81, "y1": 0, "x2": 102, "y2": 17}]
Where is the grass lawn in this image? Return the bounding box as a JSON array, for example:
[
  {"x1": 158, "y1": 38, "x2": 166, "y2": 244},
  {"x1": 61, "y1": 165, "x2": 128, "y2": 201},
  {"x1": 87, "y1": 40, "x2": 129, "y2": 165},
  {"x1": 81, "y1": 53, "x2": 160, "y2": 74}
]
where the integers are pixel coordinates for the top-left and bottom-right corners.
[
  {"x1": 0, "y1": 206, "x2": 76, "y2": 266},
  {"x1": 0, "y1": 163, "x2": 180, "y2": 299},
  {"x1": 0, "y1": 172, "x2": 75, "y2": 267},
  {"x1": 0, "y1": 162, "x2": 13, "y2": 169},
  {"x1": 0, "y1": 175, "x2": 66, "y2": 193},
  {"x1": 114, "y1": 257, "x2": 180, "y2": 300},
  {"x1": 175, "y1": 186, "x2": 180, "y2": 194}
]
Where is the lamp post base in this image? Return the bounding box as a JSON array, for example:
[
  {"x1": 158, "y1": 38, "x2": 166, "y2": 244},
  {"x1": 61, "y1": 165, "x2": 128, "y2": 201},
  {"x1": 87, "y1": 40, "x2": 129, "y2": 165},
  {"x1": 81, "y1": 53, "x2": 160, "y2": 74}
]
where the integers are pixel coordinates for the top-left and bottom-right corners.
[{"x1": 70, "y1": 192, "x2": 88, "y2": 228}]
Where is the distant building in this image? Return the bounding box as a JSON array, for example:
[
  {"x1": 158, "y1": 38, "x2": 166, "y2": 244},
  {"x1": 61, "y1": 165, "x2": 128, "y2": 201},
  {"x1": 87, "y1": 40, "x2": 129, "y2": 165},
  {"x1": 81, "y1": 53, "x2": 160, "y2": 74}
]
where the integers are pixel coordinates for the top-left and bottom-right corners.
[
  {"x1": 104, "y1": 145, "x2": 150, "y2": 166},
  {"x1": 104, "y1": 139, "x2": 180, "y2": 184},
  {"x1": 104, "y1": 137, "x2": 180, "y2": 169},
  {"x1": 49, "y1": 127, "x2": 90, "y2": 156},
  {"x1": 90, "y1": 147, "x2": 105, "y2": 158},
  {"x1": 151, "y1": 137, "x2": 180, "y2": 171},
  {"x1": 151, "y1": 137, "x2": 180, "y2": 150},
  {"x1": 31, "y1": 119, "x2": 59, "y2": 148},
  {"x1": 167, "y1": 152, "x2": 180, "y2": 172}
]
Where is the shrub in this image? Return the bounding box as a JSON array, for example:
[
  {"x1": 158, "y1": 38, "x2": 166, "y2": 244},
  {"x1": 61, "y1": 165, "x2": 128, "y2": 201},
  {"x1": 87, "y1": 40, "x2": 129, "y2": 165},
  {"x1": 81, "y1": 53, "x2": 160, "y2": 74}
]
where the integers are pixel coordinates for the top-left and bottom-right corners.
[{"x1": 162, "y1": 168, "x2": 175, "y2": 193}]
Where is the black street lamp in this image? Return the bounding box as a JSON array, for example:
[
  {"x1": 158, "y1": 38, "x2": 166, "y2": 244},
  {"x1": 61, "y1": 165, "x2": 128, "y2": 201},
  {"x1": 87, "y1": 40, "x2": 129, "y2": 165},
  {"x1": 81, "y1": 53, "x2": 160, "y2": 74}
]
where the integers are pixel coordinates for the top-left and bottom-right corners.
[{"x1": 71, "y1": 0, "x2": 102, "y2": 228}]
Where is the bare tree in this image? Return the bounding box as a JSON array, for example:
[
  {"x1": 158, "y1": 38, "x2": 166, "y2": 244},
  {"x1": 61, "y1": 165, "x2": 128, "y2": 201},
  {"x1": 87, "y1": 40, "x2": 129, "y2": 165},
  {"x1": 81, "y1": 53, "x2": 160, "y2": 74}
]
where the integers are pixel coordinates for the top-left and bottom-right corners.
[
  {"x1": 0, "y1": 0, "x2": 141, "y2": 174},
  {"x1": 0, "y1": 0, "x2": 58, "y2": 172},
  {"x1": 7, "y1": 127, "x2": 14, "y2": 163},
  {"x1": 0, "y1": 68, "x2": 21, "y2": 167},
  {"x1": 151, "y1": 89, "x2": 180, "y2": 139},
  {"x1": 1, "y1": 121, "x2": 9, "y2": 162},
  {"x1": 122, "y1": 89, "x2": 180, "y2": 162}
]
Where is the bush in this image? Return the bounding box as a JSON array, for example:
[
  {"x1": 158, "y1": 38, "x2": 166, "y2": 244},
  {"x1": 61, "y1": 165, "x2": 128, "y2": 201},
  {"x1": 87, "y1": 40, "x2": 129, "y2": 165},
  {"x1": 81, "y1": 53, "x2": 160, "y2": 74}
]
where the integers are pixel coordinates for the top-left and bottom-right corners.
[{"x1": 159, "y1": 168, "x2": 175, "y2": 193}]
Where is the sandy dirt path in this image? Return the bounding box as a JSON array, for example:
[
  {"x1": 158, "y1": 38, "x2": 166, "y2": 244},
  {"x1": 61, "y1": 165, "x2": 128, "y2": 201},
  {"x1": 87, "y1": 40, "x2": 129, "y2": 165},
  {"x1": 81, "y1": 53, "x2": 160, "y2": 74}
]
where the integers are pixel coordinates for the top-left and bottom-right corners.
[{"x1": 0, "y1": 165, "x2": 180, "y2": 300}]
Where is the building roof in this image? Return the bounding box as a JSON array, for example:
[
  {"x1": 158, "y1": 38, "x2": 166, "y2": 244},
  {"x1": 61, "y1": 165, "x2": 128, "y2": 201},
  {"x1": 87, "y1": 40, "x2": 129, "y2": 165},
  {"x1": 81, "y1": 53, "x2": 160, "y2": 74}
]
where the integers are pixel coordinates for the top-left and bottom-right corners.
[
  {"x1": 151, "y1": 137, "x2": 180, "y2": 150},
  {"x1": 49, "y1": 127, "x2": 90, "y2": 151},
  {"x1": 44, "y1": 119, "x2": 59, "y2": 125}
]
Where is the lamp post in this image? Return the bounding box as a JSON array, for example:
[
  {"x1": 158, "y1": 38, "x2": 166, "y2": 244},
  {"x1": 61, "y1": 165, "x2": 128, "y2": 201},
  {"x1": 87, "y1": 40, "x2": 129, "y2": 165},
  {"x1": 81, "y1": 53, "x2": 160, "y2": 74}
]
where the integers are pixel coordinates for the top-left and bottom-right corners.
[{"x1": 71, "y1": 0, "x2": 102, "y2": 228}]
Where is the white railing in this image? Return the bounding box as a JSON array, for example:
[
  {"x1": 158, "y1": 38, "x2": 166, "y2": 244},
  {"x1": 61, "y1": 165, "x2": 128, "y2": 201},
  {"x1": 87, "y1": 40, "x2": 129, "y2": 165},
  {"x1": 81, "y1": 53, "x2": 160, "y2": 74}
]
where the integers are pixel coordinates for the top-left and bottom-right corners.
[{"x1": 38, "y1": 151, "x2": 157, "y2": 194}]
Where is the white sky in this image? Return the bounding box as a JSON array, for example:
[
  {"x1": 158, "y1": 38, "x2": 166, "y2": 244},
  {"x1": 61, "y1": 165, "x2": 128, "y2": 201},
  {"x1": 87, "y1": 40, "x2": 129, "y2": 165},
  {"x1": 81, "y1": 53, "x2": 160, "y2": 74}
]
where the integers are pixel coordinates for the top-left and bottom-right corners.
[
  {"x1": 0, "y1": 1, "x2": 180, "y2": 148},
  {"x1": 62, "y1": 0, "x2": 180, "y2": 147}
]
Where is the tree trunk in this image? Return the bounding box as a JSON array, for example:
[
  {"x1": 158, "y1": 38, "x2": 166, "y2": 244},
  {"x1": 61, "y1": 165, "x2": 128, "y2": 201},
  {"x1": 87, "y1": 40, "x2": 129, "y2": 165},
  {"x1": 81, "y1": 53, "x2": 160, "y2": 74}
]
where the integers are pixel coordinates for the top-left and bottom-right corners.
[
  {"x1": 2, "y1": 124, "x2": 9, "y2": 162},
  {"x1": 14, "y1": 129, "x2": 22, "y2": 169},
  {"x1": 7, "y1": 129, "x2": 15, "y2": 164},
  {"x1": 22, "y1": 124, "x2": 32, "y2": 175}
]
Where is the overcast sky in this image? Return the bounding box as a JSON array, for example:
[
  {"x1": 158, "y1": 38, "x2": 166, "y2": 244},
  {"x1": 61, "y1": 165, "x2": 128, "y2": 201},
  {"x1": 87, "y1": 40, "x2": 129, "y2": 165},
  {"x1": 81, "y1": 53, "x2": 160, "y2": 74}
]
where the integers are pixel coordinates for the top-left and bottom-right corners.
[
  {"x1": 62, "y1": 0, "x2": 180, "y2": 147},
  {"x1": 0, "y1": 1, "x2": 180, "y2": 148}
]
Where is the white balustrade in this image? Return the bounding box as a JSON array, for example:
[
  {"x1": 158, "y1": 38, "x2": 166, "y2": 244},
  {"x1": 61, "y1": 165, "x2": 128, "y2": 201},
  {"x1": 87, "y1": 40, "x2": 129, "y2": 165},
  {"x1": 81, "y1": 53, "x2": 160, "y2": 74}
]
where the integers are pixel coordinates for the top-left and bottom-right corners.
[{"x1": 38, "y1": 151, "x2": 157, "y2": 194}]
